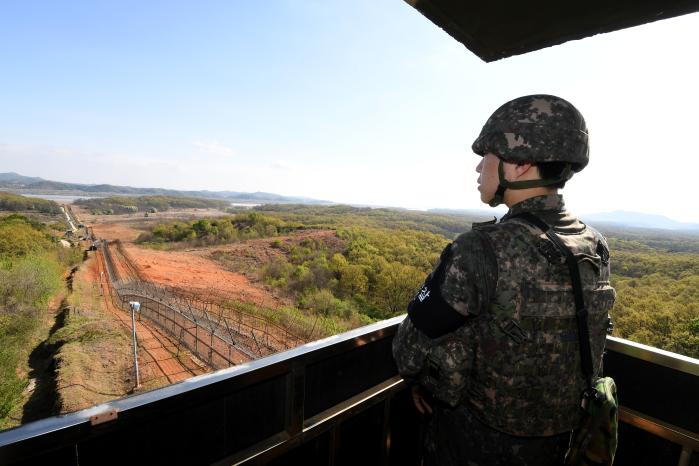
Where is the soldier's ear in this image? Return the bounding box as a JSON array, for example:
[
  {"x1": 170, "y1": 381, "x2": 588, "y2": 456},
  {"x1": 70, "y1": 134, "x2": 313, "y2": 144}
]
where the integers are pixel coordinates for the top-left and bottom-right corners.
[{"x1": 509, "y1": 161, "x2": 535, "y2": 180}]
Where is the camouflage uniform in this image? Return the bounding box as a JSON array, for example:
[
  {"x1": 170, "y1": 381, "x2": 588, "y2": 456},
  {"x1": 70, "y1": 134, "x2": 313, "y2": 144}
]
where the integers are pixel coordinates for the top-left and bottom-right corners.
[
  {"x1": 393, "y1": 95, "x2": 615, "y2": 465},
  {"x1": 392, "y1": 194, "x2": 615, "y2": 465}
]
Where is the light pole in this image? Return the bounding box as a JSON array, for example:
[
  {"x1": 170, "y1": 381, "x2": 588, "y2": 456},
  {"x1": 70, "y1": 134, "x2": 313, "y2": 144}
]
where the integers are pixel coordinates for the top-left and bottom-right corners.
[{"x1": 129, "y1": 301, "x2": 141, "y2": 389}]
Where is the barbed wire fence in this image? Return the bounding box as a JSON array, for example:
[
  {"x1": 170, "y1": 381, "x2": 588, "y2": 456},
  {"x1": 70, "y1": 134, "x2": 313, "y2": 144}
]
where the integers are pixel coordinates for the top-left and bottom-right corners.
[{"x1": 99, "y1": 240, "x2": 316, "y2": 370}]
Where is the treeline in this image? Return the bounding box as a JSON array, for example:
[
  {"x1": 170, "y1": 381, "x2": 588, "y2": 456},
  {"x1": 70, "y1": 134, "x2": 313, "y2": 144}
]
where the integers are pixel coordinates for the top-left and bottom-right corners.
[
  {"x1": 0, "y1": 215, "x2": 81, "y2": 424},
  {"x1": 260, "y1": 227, "x2": 447, "y2": 321},
  {"x1": 610, "y1": 244, "x2": 699, "y2": 358},
  {"x1": 136, "y1": 212, "x2": 305, "y2": 245},
  {"x1": 75, "y1": 195, "x2": 230, "y2": 215},
  {"x1": 611, "y1": 249, "x2": 699, "y2": 280},
  {"x1": 252, "y1": 204, "x2": 489, "y2": 240},
  {"x1": 601, "y1": 225, "x2": 699, "y2": 254},
  {"x1": 0, "y1": 192, "x2": 61, "y2": 214}
]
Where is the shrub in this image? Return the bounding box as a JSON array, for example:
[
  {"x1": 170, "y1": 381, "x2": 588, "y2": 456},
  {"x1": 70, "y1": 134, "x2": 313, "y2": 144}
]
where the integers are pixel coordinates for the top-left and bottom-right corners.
[
  {"x1": 302, "y1": 289, "x2": 351, "y2": 318},
  {"x1": 0, "y1": 254, "x2": 63, "y2": 308},
  {"x1": 0, "y1": 217, "x2": 54, "y2": 258},
  {"x1": 262, "y1": 257, "x2": 293, "y2": 288}
]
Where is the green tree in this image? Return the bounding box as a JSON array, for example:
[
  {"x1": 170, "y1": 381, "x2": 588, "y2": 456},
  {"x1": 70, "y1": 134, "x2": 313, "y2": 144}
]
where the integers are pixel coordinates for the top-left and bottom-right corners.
[
  {"x1": 338, "y1": 264, "x2": 369, "y2": 297},
  {"x1": 372, "y1": 261, "x2": 424, "y2": 318}
]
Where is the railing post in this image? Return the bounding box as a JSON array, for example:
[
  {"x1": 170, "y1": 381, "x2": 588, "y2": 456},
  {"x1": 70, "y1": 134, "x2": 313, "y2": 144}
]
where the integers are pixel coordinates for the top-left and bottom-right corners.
[
  {"x1": 286, "y1": 360, "x2": 305, "y2": 438},
  {"x1": 678, "y1": 447, "x2": 693, "y2": 466}
]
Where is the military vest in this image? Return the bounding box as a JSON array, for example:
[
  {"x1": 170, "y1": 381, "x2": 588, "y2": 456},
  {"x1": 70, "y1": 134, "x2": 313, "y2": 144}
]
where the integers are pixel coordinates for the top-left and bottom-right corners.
[{"x1": 464, "y1": 217, "x2": 615, "y2": 436}]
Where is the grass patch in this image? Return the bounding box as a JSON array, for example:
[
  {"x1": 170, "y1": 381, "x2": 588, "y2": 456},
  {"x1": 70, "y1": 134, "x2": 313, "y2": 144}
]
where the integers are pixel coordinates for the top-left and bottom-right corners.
[
  {"x1": 209, "y1": 250, "x2": 257, "y2": 274},
  {"x1": 0, "y1": 311, "x2": 37, "y2": 424},
  {"x1": 52, "y1": 258, "x2": 132, "y2": 414},
  {"x1": 222, "y1": 300, "x2": 374, "y2": 341},
  {"x1": 0, "y1": 299, "x2": 60, "y2": 430},
  {"x1": 48, "y1": 314, "x2": 113, "y2": 345}
]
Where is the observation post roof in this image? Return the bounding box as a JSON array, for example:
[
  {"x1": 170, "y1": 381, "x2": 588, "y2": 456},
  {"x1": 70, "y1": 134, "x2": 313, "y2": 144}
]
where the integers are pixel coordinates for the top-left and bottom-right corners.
[{"x1": 404, "y1": 0, "x2": 699, "y2": 62}]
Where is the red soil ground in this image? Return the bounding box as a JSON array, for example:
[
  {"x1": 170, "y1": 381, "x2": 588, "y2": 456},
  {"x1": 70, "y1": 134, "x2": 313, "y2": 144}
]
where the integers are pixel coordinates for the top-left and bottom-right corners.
[
  {"x1": 91, "y1": 220, "x2": 341, "y2": 309},
  {"x1": 90, "y1": 222, "x2": 268, "y2": 299},
  {"x1": 124, "y1": 245, "x2": 277, "y2": 306}
]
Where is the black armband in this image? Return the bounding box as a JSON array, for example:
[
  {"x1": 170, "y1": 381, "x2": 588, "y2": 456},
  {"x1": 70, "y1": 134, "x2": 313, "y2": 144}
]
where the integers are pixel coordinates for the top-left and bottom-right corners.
[{"x1": 407, "y1": 244, "x2": 467, "y2": 338}]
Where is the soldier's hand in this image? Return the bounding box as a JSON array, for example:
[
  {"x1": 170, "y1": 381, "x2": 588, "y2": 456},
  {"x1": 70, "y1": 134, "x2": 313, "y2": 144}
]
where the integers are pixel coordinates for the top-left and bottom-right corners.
[{"x1": 411, "y1": 385, "x2": 433, "y2": 416}]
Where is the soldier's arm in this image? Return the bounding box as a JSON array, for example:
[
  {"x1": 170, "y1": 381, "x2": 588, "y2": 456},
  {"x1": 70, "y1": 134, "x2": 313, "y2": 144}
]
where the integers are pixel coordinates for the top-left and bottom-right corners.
[
  {"x1": 440, "y1": 229, "x2": 497, "y2": 318},
  {"x1": 392, "y1": 316, "x2": 432, "y2": 381},
  {"x1": 392, "y1": 231, "x2": 496, "y2": 378}
]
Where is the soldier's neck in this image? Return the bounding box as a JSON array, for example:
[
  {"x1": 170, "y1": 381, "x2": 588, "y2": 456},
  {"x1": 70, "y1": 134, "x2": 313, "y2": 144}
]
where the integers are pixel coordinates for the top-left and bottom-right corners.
[{"x1": 504, "y1": 187, "x2": 558, "y2": 208}]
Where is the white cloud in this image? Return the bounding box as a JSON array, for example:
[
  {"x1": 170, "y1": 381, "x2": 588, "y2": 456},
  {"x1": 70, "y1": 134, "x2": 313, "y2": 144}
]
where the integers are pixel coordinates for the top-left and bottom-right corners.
[{"x1": 192, "y1": 140, "x2": 236, "y2": 158}]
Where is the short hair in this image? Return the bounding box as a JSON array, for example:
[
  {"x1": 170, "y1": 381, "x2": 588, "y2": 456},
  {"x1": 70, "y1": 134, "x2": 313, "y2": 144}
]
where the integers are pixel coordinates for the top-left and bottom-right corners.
[{"x1": 536, "y1": 161, "x2": 570, "y2": 189}]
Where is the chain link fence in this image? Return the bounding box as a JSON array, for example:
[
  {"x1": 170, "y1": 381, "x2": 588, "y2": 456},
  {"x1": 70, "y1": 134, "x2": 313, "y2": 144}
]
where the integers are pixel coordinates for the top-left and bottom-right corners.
[{"x1": 99, "y1": 241, "x2": 312, "y2": 369}]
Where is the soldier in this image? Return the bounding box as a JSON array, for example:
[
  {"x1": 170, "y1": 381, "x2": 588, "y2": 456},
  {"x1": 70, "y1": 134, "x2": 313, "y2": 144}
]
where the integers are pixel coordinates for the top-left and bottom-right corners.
[{"x1": 392, "y1": 95, "x2": 615, "y2": 466}]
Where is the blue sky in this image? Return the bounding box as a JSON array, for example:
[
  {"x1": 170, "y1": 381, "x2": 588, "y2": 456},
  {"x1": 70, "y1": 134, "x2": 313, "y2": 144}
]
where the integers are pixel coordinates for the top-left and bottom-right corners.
[{"x1": 1, "y1": 2, "x2": 698, "y2": 222}]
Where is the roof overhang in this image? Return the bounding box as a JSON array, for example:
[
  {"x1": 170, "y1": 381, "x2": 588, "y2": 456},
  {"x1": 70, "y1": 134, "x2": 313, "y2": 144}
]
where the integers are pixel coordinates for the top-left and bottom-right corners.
[{"x1": 405, "y1": 0, "x2": 699, "y2": 62}]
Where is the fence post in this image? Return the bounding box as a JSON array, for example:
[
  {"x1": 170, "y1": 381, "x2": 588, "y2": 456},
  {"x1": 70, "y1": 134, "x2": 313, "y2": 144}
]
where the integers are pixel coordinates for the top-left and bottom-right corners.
[
  {"x1": 209, "y1": 331, "x2": 214, "y2": 366},
  {"x1": 129, "y1": 301, "x2": 141, "y2": 389}
]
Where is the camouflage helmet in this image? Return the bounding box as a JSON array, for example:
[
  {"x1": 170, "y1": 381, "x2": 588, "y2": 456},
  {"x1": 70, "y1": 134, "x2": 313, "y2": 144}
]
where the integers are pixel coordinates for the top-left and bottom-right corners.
[{"x1": 472, "y1": 94, "x2": 589, "y2": 172}]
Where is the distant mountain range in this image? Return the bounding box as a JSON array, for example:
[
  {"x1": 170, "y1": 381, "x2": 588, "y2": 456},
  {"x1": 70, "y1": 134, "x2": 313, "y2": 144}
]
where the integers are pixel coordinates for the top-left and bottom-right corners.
[
  {"x1": 429, "y1": 207, "x2": 503, "y2": 219},
  {"x1": 3, "y1": 172, "x2": 698, "y2": 231},
  {"x1": 580, "y1": 211, "x2": 699, "y2": 232},
  {"x1": 0, "y1": 172, "x2": 331, "y2": 205},
  {"x1": 431, "y1": 207, "x2": 699, "y2": 232}
]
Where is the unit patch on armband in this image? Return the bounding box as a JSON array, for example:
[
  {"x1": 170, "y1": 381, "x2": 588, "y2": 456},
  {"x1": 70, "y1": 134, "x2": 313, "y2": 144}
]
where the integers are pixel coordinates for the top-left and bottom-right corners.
[{"x1": 417, "y1": 286, "x2": 430, "y2": 302}]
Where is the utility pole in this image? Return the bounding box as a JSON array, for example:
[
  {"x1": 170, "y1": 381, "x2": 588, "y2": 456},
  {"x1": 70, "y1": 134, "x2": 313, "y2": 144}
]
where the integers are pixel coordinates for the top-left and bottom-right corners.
[{"x1": 129, "y1": 301, "x2": 141, "y2": 389}]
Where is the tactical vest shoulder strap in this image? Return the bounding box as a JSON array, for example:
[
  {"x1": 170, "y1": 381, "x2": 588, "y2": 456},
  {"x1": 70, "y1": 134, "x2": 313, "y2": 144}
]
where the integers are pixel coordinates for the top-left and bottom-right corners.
[
  {"x1": 509, "y1": 212, "x2": 595, "y2": 393},
  {"x1": 471, "y1": 217, "x2": 497, "y2": 229}
]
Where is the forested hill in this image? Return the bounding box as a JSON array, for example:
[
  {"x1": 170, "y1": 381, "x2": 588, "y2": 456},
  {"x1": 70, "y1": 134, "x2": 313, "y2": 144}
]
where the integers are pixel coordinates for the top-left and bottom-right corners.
[
  {"x1": 253, "y1": 204, "x2": 491, "y2": 239},
  {"x1": 0, "y1": 192, "x2": 61, "y2": 214},
  {"x1": 601, "y1": 227, "x2": 699, "y2": 358},
  {"x1": 74, "y1": 195, "x2": 231, "y2": 214}
]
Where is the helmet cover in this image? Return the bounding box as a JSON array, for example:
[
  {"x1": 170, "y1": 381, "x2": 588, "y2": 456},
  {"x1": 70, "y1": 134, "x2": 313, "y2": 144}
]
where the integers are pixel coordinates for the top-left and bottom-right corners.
[{"x1": 472, "y1": 94, "x2": 589, "y2": 172}]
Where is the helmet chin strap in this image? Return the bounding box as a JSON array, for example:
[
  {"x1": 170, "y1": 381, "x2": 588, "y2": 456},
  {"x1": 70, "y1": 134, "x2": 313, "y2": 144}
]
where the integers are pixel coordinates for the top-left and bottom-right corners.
[
  {"x1": 488, "y1": 160, "x2": 508, "y2": 207},
  {"x1": 487, "y1": 160, "x2": 573, "y2": 207}
]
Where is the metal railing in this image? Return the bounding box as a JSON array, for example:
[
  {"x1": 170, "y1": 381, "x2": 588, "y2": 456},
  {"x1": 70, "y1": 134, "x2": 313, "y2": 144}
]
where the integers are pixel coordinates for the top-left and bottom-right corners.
[
  {"x1": 604, "y1": 337, "x2": 699, "y2": 466},
  {"x1": 0, "y1": 319, "x2": 697, "y2": 466}
]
